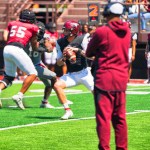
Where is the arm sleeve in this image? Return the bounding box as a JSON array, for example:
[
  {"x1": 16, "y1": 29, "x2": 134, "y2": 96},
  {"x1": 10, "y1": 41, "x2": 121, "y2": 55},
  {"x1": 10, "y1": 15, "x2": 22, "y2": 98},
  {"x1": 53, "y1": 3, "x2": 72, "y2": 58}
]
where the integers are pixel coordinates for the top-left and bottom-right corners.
[
  {"x1": 132, "y1": 33, "x2": 137, "y2": 40},
  {"x1": 33, "y1": 25, "x2": 39, "y2": 36},
  {"x1": 81, "y1": 33, "x2": 90, "y2": 51},
  {"x1": 56, "y1": 41, "x2": 63, "y2": 59}
]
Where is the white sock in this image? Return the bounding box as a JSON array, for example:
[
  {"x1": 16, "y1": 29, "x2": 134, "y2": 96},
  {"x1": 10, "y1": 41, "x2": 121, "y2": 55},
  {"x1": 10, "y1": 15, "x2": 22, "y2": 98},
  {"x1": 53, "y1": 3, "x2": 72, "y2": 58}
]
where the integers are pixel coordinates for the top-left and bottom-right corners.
[
  {"x1": 42, "y1": 99, "x2": 49, "y2": 104},
  {"x1": 18, "y1": 92, "x2": 23, "y2": 97},
  {"x1": 42, "y1": 99, "x2": 48, "y2": 103},
  {"x1": 63, "y1": 102, "x2": 70, "y2": 110}
]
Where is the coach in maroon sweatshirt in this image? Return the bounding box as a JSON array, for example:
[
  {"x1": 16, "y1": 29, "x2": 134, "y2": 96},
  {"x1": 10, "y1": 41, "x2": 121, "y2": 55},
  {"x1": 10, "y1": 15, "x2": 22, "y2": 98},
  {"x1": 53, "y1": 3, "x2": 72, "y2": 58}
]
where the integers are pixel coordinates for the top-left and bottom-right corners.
[{"x1": 86, "y1": 2, "x2": 131, "y2": 150}]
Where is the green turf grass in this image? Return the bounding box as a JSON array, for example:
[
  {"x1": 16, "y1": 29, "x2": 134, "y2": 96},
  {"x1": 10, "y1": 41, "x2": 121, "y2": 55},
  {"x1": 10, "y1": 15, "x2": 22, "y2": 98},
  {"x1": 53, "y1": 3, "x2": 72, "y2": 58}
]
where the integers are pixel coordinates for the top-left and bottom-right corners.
[{"x1": 0, "y1": 83, "x2": 150, "y2": 149}]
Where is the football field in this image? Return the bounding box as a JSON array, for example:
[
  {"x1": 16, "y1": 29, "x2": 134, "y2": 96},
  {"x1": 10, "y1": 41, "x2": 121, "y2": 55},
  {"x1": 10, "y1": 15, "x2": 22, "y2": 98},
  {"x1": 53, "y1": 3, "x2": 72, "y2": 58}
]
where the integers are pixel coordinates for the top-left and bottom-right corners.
[{"x1": 0, "y1": 82, "x2": 150, "y2": 150}]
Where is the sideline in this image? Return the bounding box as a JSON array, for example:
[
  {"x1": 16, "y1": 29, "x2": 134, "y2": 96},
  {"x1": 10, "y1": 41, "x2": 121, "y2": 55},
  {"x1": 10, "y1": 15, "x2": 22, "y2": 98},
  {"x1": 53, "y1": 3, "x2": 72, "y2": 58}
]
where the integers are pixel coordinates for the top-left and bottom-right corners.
[{"x1": 0, "y1": 110, "x2": 150, "y2": 131}]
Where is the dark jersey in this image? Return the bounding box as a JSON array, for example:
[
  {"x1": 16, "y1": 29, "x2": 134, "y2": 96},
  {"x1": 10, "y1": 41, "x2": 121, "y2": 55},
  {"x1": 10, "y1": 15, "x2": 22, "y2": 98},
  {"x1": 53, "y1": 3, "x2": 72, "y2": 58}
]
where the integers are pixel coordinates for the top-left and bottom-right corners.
[{"x1": 57, "y1": 35, "x2": 87, "y2": 72}]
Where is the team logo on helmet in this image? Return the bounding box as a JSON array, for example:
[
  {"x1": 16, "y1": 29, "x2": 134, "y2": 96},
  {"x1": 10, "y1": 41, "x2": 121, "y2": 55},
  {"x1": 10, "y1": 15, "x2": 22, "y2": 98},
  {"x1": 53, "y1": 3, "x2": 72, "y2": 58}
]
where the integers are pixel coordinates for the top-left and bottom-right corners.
[
  {"x1": 63, "y1": 20, "x2": 79, "y2": 37},
  {"x1": 19, "y1": 9, "x2": 36, "y2": 24}
]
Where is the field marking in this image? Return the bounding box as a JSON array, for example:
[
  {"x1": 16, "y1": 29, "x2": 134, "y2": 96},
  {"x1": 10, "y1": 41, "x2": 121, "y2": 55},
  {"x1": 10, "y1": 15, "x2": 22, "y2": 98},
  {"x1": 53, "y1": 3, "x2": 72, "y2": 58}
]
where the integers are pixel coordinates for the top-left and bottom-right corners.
[
  {"x1": 126, "y1": 91, "x2": 150, "y2": 94},
  {"x1": 0, "y1": 110, "x2": 149, "y2": 131},
  {"x1": 127, "y1": 83, "x2": 150, "y2": 86},
  {"x1": 134, "y1": 110, "x2": 150, "y2": 112},
  {"x1": 127, "y1": 87, "x2": 150, "y2": 90},
  {"x1": 12, "y1": 80, "x2": 150, "y2": 86},
  {"x1": 1, "y1": 91, "x2": 91, "y2": 100},
  {"x1": 2, "y1": 89, "x2": 150, "y2": 101},
  {"x1": 29, "y1": 89, "x2": 82, "y2": 93}
]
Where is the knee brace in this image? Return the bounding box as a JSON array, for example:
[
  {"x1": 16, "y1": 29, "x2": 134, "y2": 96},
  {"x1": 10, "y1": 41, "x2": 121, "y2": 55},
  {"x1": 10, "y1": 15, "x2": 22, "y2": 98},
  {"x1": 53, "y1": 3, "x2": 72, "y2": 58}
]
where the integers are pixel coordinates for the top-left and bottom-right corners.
[{"x1": 0, "y1": 73, "x2": 15, "y2": 87}]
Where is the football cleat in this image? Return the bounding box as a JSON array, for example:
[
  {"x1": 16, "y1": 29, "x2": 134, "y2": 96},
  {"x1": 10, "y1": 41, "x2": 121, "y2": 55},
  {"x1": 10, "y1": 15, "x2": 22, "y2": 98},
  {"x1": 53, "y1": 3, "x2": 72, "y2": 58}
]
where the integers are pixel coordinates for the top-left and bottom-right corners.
[
  {"x1": 144, "y1": 79, "x2": 150, "y2": 84},
  {"x1": 40, "y1": 102, "x2": 55, "y2": 108},
  {"x1": 61, "y1": 110, "x2": 73, "y2": 120},
  {"x1": 12, "y1": 94, "x2": 25, "y2": 110}
]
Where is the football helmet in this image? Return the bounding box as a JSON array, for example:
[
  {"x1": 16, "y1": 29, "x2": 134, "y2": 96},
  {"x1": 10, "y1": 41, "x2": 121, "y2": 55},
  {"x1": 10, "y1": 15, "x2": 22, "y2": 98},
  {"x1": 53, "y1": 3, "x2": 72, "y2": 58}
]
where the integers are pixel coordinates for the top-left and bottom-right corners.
[
  {"x1": 46, "y1": 22, "x2": 56, "y2": 33},
  {"x1": 62, "y1": 20, "x2": 79, "y2": 37},
  {"x1": 19, "y1": 9, "x2": 36, "y2": 23}
]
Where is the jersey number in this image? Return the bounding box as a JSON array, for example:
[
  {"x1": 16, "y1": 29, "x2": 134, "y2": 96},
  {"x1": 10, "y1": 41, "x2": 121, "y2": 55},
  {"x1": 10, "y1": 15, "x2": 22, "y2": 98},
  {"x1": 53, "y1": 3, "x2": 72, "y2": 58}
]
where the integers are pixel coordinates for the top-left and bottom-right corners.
[
  {"x1": 9, "y1": 26, "x2": 27, "y2": 38},
  {"x1": 29, "y1": 51, "x2": 39, "y2": 57}
]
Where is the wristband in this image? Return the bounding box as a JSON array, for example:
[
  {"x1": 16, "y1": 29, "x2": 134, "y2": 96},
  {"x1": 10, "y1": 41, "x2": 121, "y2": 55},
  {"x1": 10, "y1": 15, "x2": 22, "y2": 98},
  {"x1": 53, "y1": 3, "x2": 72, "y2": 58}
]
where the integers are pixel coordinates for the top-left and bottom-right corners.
[{"x1": 78, "y1": 48, "x2": 82, "y2": 54}]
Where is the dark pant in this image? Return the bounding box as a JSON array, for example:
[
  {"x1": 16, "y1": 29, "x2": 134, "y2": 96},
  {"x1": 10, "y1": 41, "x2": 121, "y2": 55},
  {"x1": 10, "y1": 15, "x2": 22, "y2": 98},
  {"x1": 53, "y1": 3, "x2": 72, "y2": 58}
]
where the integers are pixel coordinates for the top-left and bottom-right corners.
[{"x1": 94, "y1": 87, "x2": 128, "y2": 150}]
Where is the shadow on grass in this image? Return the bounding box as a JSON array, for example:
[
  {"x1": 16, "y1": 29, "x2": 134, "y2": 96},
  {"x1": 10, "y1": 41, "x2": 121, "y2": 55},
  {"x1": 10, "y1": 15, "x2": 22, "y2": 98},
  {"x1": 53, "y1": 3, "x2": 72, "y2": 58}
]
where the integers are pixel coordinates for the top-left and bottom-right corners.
[{"x1": 27, "y1": 116, "x2": 60, "y2": 120}]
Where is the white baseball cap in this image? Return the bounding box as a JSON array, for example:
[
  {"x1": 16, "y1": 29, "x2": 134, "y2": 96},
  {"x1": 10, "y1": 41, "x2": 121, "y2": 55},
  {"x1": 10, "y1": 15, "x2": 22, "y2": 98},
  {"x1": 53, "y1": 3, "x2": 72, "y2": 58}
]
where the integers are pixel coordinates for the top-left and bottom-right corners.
[
  {"x1": 103, "y1": 2, "x2": 124, "y2": 16},
  {"x1": 110, "y1": 3, "x2": 124, "y2": 15},
  {"x1": 110, "y1": 0, "x2": 124, "y2": 3}
]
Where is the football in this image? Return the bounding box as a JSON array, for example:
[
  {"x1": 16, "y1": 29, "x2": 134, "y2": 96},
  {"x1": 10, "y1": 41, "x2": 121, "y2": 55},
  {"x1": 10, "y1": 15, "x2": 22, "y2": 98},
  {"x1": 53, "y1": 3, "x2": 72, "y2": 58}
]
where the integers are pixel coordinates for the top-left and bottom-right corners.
[{"x1": 65, "y1": 49, "x2": 76, "y2": 64}]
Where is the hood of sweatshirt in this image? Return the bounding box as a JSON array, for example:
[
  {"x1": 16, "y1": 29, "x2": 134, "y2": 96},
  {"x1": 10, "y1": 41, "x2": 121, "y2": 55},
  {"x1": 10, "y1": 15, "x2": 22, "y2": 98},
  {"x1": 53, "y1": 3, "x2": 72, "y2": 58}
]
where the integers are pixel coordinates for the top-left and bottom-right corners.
[{"x1": 108, "y1": 20, "x2": 129, "y2": 37}]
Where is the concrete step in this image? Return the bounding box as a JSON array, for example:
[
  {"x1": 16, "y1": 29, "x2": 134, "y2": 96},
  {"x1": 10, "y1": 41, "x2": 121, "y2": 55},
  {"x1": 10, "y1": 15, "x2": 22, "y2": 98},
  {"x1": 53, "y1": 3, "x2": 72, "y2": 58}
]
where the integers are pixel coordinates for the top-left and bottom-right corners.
[
  {"x1": 0, "y1": 4, "x2": 9, "y2": 7},
  {"x1": 68, "y1": 8, "x2": 88, "y2": 15},
  {"x1": 59, "y1": 14, "x2": 88, "y2": 23},
  {"x1": 57, "y1": 22, "x2": 65, "y2": 31},
  {"x1": 0, "y1": 23, "x2": 7, "y2": 30},
  {"x1": 67, "y1": 7, "x2": 104, "y2": 15},
  {"x1": 73, "y1": 1, "x2": 107, "y2": 8},
  {"x1": 0, "y1": 7, "x2": 7, "y2": 10}
]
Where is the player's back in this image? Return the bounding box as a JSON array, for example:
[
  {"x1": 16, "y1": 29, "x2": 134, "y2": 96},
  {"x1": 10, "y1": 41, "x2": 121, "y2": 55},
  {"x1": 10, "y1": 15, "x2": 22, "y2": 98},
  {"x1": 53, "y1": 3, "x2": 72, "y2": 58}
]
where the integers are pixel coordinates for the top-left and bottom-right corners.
[{"x1": 7, "y1": 20, "x2": 39, "y2": 48}]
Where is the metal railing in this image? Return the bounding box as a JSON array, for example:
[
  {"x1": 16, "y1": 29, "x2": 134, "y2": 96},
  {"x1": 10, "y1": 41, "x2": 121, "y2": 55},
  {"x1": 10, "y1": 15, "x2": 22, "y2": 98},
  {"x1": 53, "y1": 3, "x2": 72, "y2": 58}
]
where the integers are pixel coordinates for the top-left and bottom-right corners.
[
  {"x1": 0, "y1": 0, "x2": 73, "y2": 40},
  {"x1": 0, "y1": 0, "x2": 32, "y2": 23}
]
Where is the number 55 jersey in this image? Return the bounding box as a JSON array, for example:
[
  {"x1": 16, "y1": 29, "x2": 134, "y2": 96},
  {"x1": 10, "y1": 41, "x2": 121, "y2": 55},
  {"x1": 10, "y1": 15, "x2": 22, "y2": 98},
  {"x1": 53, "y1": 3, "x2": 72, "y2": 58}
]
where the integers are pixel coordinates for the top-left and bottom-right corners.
[
  {"x1": 7, "y1": 20, "x2": 39, "y2": 48},
  {"x1": 3, "y1": 20, "x2": 38, "y2": 77}
]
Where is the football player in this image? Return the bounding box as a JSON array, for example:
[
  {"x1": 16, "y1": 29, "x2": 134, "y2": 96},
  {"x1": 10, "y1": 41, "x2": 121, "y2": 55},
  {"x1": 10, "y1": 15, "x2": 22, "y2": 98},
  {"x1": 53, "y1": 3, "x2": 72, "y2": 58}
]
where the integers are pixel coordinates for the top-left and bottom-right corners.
[
  {"x1": 128, "y1": 32, "x2": 137, "y2": 82},
  {"x1": 145, "y1": 33, "x2": 150, "y2": 83},
  {"x1": 54, "y1": 20, "x2": 94, "y2": 120},
  {"x1": 25, "y1": 21, "x2": 57, "y2": 109},
  {"x1": 42, "y1": 22, "x2": 58, "y2": 71},
  {"x1": 0, "y1": 9, "x2": 39, "y2": 109}
]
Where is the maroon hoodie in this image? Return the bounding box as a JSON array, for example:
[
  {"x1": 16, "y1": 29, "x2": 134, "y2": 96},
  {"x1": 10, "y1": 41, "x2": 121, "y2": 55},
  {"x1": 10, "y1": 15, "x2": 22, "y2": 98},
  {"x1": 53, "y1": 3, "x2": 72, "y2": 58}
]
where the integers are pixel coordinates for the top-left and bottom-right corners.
[{"x1": 86, "y1": 20, "x2": 131, "y2": 91}]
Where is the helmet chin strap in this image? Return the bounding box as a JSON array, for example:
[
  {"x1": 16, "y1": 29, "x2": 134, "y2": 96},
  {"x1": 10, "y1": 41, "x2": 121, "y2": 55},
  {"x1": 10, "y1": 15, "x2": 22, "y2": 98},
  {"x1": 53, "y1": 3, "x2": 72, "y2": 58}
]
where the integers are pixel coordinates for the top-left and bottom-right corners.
[{"x1": 63, "y1": 30, "x2": 72, "y2": 38}]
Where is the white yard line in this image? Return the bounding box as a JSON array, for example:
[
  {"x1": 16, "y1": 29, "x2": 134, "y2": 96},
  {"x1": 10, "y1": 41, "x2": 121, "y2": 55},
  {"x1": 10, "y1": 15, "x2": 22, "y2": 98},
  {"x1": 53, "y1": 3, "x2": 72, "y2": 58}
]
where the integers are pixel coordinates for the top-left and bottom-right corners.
[
  {"x1": 126, "y1": 91, "x2": 150, "y2": 94},
  {"x1": 1, "y1": 91, "x2": 91, "y2": 100},
  {"x1": 127, "y1": 87, "x2": 150, "y2": 90},
  {"x1": 2, "y1": 89, "x2": 150, "y2": 100},
  {"x1": 0, "y1": 110, "x2": 149, "y2": 131}
]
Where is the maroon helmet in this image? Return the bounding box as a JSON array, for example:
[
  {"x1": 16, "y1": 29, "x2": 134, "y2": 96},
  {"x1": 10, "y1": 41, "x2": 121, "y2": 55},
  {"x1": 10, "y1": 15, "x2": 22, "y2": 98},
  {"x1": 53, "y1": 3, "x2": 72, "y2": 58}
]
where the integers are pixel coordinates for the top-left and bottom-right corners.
[{"x1": 62, "y1": 20, "x2": 79, "y2": 36}]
